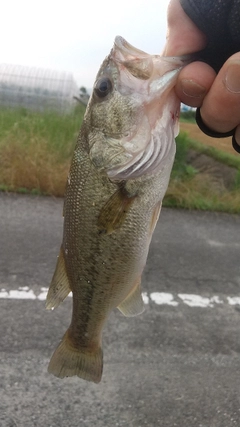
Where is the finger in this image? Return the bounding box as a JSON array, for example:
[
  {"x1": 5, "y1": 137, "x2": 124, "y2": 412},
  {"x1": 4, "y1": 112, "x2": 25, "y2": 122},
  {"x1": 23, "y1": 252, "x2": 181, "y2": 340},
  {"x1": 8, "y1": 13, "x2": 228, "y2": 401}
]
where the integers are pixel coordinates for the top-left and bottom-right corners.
[
  {"x1": 164, "y1": 0, "x2": 207, "y2": 56},
  {"x1": 175, "y1": 62, "x2": 216, "y2": 107},
  {"x1": 200, "y1": 53, "x2": 240, "y2": 133}
]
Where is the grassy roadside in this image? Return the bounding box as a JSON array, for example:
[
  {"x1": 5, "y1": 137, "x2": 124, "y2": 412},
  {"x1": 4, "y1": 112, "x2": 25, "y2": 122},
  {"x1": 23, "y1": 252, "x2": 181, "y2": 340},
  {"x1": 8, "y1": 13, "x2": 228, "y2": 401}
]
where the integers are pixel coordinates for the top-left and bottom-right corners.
[
  {"x1": 164, "y1": 130, "x2": 240, "y2": 213},
  {"x1": 0, "y1": 106, "x2": 85, "y2": 196},
  {"x1": 0, "y1": 107, "x2": 239, "y2": 213}
]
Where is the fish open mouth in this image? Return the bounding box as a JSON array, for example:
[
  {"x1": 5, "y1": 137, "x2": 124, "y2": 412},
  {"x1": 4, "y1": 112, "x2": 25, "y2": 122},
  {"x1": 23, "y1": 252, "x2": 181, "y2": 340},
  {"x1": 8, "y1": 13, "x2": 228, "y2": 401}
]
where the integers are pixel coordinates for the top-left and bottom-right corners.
[
  {"x1": 104, "y1": 37, "x2": 184, "y2": 181},
  {"x1": 112, "y1": 36, "x2": 154, "y2": 81},
  {"x1": 113, "y1": 36, "x2": 151, "y2": 64}
]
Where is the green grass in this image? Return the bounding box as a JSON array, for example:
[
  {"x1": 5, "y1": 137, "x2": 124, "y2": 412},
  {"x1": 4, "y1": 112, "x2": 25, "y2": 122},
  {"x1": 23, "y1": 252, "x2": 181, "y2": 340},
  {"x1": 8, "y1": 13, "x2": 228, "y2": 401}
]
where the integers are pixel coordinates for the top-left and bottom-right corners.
[
  {"x1": 0, "y1": 105, "x2": 85, "y2": 195},
  {"x1": 163, "y1": 131, "x2": 240, "y2": 213},
  {"x1": 0, "y1": 106, "x2": 239, "y2": 213},
  {"x1": 0, "y1": 106, "x2": 84, "y2": 159},
  {"x1": 170, "y1": 132, "x2": 198, "y2": 180},
  {"x1": 180, "y1": 110, "x2": 196, "y2": 123},
  {"x1": 175, "y1": 130, "x2": 240, "y2": 171},
  {"x1": 186, "y1": 137, "x2": 240, "y2": 170}
]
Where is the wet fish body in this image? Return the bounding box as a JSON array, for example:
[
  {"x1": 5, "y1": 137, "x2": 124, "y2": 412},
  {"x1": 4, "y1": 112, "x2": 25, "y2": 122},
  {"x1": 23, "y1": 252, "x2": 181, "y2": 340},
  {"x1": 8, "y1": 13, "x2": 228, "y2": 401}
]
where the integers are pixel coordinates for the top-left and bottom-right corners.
[{"x1": 46, "y1": 37, "x2": 186, "y2": 383}]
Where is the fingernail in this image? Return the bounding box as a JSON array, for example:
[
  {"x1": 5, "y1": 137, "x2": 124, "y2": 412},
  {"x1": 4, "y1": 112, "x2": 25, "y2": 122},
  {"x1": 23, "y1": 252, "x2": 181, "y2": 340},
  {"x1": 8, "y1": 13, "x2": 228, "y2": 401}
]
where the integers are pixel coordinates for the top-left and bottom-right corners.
[
  {"x1": 181, "y1": 79, "x2": 206, "y2": 98},
  {"x1": 225, "y1": 61, "x2": 240, "y2": 93}
]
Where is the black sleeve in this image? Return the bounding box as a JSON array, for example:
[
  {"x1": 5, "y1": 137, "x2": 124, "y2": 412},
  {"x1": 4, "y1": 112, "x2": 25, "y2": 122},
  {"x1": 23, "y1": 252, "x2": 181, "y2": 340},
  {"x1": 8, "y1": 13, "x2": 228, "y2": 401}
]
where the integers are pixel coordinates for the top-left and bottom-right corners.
[{"x1": 180, "y1": 0, "x2": 240, "y2": 71}]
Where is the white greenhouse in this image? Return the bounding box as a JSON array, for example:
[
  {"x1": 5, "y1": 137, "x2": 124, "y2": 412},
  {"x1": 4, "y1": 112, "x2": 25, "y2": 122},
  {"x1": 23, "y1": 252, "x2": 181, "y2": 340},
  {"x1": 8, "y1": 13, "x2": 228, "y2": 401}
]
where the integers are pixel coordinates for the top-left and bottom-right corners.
[{"x1": 0, "y1": 64, "x2": 79, "y2": 113}]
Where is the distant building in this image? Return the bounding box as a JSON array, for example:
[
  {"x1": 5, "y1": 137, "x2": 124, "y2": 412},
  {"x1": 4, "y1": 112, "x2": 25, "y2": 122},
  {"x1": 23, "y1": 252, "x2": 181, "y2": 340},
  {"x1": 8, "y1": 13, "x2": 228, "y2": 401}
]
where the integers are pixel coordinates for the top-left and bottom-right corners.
[{"x1": 0, "y1": 63, "x2": 79, "y2": 113}]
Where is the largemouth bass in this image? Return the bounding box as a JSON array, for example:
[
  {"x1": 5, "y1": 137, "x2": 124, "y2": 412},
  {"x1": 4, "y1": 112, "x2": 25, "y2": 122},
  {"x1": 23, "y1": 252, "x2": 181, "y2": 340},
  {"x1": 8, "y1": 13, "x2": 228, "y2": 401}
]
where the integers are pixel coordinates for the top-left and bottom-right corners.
[{"x1": 46, "y1": 36, "x2": 186, "y2": 383}]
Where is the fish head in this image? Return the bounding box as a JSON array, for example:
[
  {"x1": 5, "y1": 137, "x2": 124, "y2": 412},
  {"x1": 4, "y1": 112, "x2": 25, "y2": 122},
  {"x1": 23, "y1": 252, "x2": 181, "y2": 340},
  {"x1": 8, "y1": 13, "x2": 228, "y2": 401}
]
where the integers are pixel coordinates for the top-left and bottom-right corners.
[{"x1": 85, "y1": 36, "x2": 187, "y2": 181}]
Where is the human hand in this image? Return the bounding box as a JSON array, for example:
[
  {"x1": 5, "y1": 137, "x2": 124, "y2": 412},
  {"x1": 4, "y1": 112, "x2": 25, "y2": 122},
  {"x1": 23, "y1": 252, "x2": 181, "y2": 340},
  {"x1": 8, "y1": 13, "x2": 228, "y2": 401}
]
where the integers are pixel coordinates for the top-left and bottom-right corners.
[{"x1": 164, "y1": 0, "x2": 240, "y2": 146}]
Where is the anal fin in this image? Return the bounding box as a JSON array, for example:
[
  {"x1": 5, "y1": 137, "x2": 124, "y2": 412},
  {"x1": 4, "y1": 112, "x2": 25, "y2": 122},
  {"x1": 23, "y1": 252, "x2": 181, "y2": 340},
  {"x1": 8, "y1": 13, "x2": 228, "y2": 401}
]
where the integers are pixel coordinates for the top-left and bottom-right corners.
[
  {"x1": 46, "y1": 246, "x2": 71, "y2": 310},
  {"x1": 118, "y1": 278, "x2": 144, "y2": 317}
]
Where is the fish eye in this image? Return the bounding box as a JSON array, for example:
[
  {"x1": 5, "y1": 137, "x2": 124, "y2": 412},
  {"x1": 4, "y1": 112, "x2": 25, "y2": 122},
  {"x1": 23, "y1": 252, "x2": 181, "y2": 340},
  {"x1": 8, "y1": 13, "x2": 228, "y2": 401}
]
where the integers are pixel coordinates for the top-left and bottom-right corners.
[{"x1": 94, "y1": 77, "x2": 113, "y2": 99}]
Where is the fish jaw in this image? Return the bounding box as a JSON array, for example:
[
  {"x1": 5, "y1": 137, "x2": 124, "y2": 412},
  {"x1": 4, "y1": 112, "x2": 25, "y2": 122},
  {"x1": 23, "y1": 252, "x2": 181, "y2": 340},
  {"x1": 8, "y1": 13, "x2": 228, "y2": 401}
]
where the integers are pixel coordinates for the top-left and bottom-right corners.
[{"x1": 89, "y1": 36, "x2": 186, "y2": 181}]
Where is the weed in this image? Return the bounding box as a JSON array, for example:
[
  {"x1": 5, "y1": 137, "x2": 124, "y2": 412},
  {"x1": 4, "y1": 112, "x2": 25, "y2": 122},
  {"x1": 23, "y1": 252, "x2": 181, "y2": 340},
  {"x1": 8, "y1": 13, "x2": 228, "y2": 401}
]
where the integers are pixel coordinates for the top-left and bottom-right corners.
[
  {"x1": 0, "y1": 107, "x2": 239, "y2": 213},
  {"x1": 0, "y1": 106, "x2": 85, "y2": 195},
  {"x1": 180, "y1": 110, "x2": 196, "y2": 123}
]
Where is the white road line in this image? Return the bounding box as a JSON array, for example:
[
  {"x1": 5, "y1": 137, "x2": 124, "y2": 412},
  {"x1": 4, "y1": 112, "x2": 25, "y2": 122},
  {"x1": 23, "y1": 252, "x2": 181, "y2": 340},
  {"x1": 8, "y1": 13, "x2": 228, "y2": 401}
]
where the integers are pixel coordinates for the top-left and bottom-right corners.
[
  {"x1": 0, "y1": 286, "x2": 240, "y2": 308},
  {"x1": 178, "y1": 294, "x2": 224, "y2": 308},
  {"x1": 150, "y1": 292, "x2": 178, "y2": 306}
]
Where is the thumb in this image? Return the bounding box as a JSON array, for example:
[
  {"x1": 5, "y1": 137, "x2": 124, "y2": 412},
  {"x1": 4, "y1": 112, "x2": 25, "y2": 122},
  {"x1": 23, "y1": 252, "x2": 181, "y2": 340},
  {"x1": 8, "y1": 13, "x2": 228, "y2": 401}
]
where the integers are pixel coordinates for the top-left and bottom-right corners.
[{"x1": 164, "y1": 0, "x2": 207, "y2": 56}]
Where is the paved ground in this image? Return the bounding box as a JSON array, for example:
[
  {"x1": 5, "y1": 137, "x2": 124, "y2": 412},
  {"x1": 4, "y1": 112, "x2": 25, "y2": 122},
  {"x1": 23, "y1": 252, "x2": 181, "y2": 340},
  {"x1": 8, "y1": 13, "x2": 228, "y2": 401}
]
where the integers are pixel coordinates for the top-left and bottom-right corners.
[{"x1": 1, "y1": 193, "x2": 240, "y2": 427}]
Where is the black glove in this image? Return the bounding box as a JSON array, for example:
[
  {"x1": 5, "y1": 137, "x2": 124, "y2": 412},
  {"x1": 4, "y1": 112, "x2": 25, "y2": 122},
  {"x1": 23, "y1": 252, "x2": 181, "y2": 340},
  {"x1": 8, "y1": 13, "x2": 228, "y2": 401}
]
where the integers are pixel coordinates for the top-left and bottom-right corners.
[
  {"x1": 180, "y1": 0, "x2": 240, "y2": 72},
  {"x1": 180, "y1": 0, "x2": 240, "y2": 152}
]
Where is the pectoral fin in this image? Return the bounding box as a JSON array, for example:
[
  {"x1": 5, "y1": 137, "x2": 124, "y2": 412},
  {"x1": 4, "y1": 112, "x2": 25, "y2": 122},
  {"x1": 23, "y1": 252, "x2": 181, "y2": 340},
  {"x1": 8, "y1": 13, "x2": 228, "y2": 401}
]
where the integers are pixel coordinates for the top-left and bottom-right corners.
[
  {"x1": 118, "y1": 279, "x2": 144, "y2": 317},
  {"x1": 98, "y1": 185, "x2": 137, "y2": 235},
  {"x1": 46, "y1": 246, "x2": 71, "y2": 310}
]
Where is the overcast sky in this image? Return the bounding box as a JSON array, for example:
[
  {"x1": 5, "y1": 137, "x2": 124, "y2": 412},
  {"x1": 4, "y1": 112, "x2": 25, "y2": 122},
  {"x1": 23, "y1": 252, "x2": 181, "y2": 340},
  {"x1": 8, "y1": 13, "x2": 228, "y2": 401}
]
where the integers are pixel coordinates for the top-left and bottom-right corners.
[{"x1": 2, "y1": 0, "x2": 170, "y2": 88}]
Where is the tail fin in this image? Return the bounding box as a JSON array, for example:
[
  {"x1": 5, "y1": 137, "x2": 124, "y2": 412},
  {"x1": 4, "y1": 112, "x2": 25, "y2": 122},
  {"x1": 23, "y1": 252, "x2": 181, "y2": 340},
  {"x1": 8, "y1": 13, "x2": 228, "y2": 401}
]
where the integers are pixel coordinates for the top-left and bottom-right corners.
[{"x1": 48, "y1": 331, "x2": 103, "y2": 383}]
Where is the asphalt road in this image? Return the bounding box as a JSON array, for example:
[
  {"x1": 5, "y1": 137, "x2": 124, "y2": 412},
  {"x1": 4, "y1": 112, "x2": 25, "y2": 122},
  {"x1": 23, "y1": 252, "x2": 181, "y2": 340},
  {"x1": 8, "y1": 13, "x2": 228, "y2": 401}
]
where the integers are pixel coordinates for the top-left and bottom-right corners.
[{"x1": 1, "y1": 192, "x2": 240, "y2": 427}]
